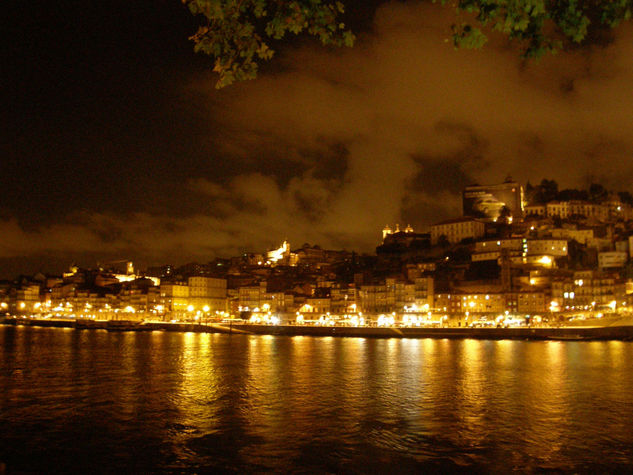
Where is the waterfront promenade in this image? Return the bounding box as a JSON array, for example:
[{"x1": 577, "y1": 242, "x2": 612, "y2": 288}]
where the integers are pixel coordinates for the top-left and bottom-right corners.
[{"x1": 3, "y1": 316, "x2": 633, "y2": 341}]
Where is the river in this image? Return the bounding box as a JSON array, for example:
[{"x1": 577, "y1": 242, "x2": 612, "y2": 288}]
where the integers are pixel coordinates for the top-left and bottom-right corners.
[{"x1": 1, "y1": 326, "x2": 633, "y2": 473}]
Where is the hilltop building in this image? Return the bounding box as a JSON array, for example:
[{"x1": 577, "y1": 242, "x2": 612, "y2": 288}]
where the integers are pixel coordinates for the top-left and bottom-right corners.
[
  {"x1": 430, "y1": 217, "x2": 485, "y2": 244},
  {"x1": 463, "y1": 177, "x2": 524, "y2": 221}
]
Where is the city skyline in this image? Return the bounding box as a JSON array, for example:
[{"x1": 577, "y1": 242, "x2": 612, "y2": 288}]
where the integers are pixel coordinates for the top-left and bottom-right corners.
[
  {"x1": 4, "y1": 0, "x2": 633, "y2": 278},
  {"x1": 1, "y1": 175, "x2": 630, "y2": 279}
]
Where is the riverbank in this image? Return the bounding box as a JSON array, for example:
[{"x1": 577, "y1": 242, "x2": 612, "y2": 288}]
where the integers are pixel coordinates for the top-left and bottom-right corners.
[
  {"x1": 0, "y1": 317, "x2": 241, "y2": 334},
  {"x1": 3, "y1": 316, "x2": 633, "y2": 340}
]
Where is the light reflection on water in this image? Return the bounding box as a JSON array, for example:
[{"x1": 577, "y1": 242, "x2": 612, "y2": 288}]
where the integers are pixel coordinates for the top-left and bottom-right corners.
[{"x1": 2, "y1": 326, "x2": 633, "y2": 473}]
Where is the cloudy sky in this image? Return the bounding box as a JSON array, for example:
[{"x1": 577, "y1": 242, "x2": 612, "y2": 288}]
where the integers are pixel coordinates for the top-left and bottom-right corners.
[{"x1": 3, "y1": 0, "x2": 633, "y2": 277}]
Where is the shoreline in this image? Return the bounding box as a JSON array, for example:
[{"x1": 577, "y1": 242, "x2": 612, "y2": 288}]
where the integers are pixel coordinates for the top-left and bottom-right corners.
[{"x1": 3, "y1": 316, "x2": 633, "y2": 341}]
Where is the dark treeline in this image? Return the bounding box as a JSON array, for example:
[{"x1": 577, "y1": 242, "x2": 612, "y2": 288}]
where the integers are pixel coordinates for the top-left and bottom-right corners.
[{"x1": 526, "y1": 179, "x2": 633, "y2": 205}]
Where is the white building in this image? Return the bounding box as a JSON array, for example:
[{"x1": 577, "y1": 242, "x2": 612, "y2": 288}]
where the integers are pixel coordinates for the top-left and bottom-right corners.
[
  {"x1": 598, "y1": 251, "x2": 628, "y2": 269},
  {"x1": 524, "y1": 204, "x2": 547, "y2": 216},
  {"x1": 526, "y1": 239, "x2": 568, "y2": 256},
  {"x1": 431, "y1": 217, "x2": 485, "y2": 244},
  {"x1": 551, "y1": 228, "x2": 594, "y2": 245}
]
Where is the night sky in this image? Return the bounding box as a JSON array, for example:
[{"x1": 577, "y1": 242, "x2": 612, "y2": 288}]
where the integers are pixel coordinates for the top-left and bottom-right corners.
[{"x1": 3, "y1": 0, "x2": 633, "y2": 277}]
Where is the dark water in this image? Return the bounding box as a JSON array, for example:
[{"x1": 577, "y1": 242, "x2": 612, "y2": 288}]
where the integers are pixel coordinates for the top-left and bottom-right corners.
[{"x1": 2, "y1": 327, "x2": 633, "y2": 473}]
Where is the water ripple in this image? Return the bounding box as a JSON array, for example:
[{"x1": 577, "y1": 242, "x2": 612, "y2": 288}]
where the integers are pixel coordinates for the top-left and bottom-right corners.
[{"x1": 1, "y1": 326, "x2": 633, "y2": 473}]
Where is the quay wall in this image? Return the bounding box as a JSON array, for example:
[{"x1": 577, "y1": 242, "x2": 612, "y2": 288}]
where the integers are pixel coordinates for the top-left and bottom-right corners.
[
  {"x1": 235, "y1": 323, "x2": 633, "y2": 340},
  {"x1": 2, "y1": 317, "x2": 633, "y2": 340}
]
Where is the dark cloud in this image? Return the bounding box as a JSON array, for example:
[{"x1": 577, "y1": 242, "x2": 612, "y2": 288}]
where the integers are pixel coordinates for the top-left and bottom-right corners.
[
  {"x1": 408, "y1": 121, "x2": 489, "y2": 193},
  {"x1": 408, "y1": 157, "x2": 477, "y2": 195}
]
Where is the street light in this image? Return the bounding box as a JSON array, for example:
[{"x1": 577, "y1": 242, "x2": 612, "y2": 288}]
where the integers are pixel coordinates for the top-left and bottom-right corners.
[{"x1": 186, "y1": 305, "x2": 195, "y2": 322}]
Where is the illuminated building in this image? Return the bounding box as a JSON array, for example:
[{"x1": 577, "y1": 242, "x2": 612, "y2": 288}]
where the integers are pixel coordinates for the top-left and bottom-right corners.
[
  {"x1": 119, "y1": 284, "x2": 160, "y2": 318},
  {"x1": 187, "y1": 276, "x2": 227, "y2": 313},
  {"x1": 234, "y1": 281, "x2": 294, "y2": 313},
  {"x1": 160, "y1": 282, "x2": 190, "y2": 319},
  {"x1": 430, "y1": 217, "x2": 485, "y2": 244},
  {"x1": 359, "y1": 277, "x2": 433, "y2": 313},
  {"x1": 463, "y1": 177, "x2": 524, "y2": 221},
  {"x1": 70, "y1": 289, "x2": 107, "y2": 314},
  {"x1": 237, "y1": 282, "x2": 267, "y2": 311},
  {"x1": 567, "y1": 201, "x2": 609, "y2": 221},
  {"x1": 294, "y1": 243, "x2": 349, "y2": 268},
  {"x1": 598, "y1": 251, "x2": 628, "y2": 270},
  {"x1": 605, "y1": 198, "x2": 633, "y2": 220},
  {"x1": 546, "y1": 201, "x2": 570, "y2": 218},
  {"x1": 529, "y1": 200, "x2": 615, "y2": 223},
  {"x1": 260, "y1": 292, "x2": 293, "y2": 313},
  {"x1": 112, "y1": 272, "x2": 160, "y2": 287},
  {"x1": 358, "y1": 283, "x2": 389, "y2": 313},
  {"x1": 404, "y1": 262, "x2": 436, "y2": 278},
  {"x1": 300, "y1": 297, "x2": 331, "y2": 314},
  {"x1": 551, "y1": 227, "x2": 594, "y2": 245},
  {"x1": 524, "y1": 204, "x2": 546, "y2": 216},
  {"x1": 50, "y1": 282, "x2": 76, "y2": 306},
  {"x1": 433, "y1": 292, "x2": 504, "y2": 315},
  {"x1": 475, "y1": 238, "x2": 523, "y2": 253},
  {"x1": 11, "y1": 284, "x2": 41, "y2": 314},
  {"x1": 472, "y1": 238, "x2": 567, "y2": 268},
  {"x1": 266, "y1": 241, "x2": 298, "y2": 266},
  {"x1": 510, "y1": 292, "x2": 547, "y2": 314},
  {"x1": 377, "y1": 224, "x2": 430, "y2": 258},
  {"x1": 461, "y1": 293, "x2": 505, "y2": 314},
  {"x1": 381, "y1": 223, "x2": 414, "y2": 240},
  {"x1": 551, "y1": 271, "x2": 623, "y2": 308},
  {"x1": 525, "y1": 239, "x2": 568, "y2": 256},
  {"x1": 329, "y1": 285, "x2": 357, "y2": 314},
  {"x1": 434, "y1": 291, "x2": 546, "y2": 315},
  {"x1": 94, "y1": 274, "x2": 120, "y2": 287}
]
